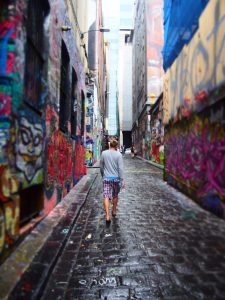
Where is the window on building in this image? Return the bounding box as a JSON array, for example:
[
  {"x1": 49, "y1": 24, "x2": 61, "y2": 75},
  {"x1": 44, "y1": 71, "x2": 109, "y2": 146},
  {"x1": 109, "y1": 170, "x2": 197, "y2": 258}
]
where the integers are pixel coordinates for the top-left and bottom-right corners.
[
  {"x1": 120, "y1": 4, "x2": 131, "y2": 11},
  {"x1": 71, "y1": 69, "x2": 78, "y2": 137},
  {"x1": 24, "y1": 0, "x2": 50, "y2": 110},
  {"x1": 59, "y1": 41, "x2": 70, "y2": 133},
  {"x1": 125, "y1": 34, "x2": 130, "y2": 43}
]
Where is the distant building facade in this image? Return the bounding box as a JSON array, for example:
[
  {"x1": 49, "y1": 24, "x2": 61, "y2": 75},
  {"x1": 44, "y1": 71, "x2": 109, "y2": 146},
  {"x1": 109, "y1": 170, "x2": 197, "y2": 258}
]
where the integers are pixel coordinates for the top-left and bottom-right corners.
[
  {"x1": 118, "y1": 0, "x2": 134, "y2": 148},
  {"x1": 132, "y1": 0, "x2": 163, "y2": 158}
]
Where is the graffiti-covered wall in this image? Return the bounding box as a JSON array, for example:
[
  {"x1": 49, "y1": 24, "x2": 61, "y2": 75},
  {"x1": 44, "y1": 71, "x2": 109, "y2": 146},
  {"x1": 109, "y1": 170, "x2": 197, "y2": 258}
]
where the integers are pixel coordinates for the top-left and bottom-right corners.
[
  {"x1": 0, "y1": 0, "x2": 25, "y2": 260},
  {"x1": 44, "y1": 0, "x2": 86, "y2": 214},
  {"x1": 163, "y1": 0, "x2": 225, "y2": 218},
  {"x1": 85, "y1": 86, "x2": 102, "y2": 167},
  {"x1": 0, "y1": 0, "x2": 87, "y2": 260}
]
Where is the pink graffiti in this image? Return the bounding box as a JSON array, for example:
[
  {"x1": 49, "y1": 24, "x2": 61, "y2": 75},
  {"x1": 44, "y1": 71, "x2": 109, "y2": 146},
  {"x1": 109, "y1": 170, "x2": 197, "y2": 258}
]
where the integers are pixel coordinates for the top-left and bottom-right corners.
[
  {"x1": 6, "y1": 51, "x2": 15, "y2": 74},
  {"x1": 0, "y1": 20, "x2": 16, "y2": 39},
  {"x1": 166, "y1": 118, "x2": 225, "y2": 198},
  {"x1": 0, "y1": 95, "x2": 10, "y2": 115}
]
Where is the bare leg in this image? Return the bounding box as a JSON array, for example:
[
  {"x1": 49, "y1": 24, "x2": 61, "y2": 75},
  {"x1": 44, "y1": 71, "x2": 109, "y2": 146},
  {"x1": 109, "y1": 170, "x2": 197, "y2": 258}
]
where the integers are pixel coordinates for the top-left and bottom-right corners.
[
  {"x1": 104, "y1": 198, "x2": 110, "y2": 220},
  {"x1": 112, "y1": 196, "x2": 118, "y2": 216}
]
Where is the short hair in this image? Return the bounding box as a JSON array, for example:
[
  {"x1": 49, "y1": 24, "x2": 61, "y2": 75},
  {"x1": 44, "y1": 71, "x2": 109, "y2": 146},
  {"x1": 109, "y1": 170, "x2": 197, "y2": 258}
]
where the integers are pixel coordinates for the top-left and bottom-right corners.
[{"x1": 110, "y1": 139, "x2": 118, "y2": 148}]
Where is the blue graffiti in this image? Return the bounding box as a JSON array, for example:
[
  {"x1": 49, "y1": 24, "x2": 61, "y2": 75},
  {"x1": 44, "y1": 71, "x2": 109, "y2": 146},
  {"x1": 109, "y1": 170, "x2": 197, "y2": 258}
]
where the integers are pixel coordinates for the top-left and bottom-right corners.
[
  {"x1": 0, "y1": 27, "x2": 14, "y2": 76},
  {"x1": 202, "y1": 193, "x2": 223, "y2": 218}
]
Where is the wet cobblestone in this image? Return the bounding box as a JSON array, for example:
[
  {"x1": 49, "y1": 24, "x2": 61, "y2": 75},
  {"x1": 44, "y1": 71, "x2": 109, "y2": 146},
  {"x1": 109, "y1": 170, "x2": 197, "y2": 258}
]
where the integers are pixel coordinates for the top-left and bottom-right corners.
[
  {"x1": 40, "y1": 156, "x2": 225, "y2": 299},
  {"x1": 10, "y1": 157, "x2": 225, "y2": 299}
]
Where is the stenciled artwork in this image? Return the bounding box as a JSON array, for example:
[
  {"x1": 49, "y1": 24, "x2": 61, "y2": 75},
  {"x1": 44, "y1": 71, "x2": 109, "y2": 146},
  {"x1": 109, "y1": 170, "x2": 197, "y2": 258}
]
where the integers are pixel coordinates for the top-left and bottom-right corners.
[{"x1": 16, "y1": 115, "x2": 43, "y2": 185}]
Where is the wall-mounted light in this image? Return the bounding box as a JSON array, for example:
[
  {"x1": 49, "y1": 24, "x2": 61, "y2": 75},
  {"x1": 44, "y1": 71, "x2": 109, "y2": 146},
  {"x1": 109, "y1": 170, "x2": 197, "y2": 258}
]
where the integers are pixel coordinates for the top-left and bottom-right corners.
[
  {"x1": 61, "y1": 25, "x2": 71, "y2": 31},
  {"x1": 80, "y1": 28, "x2": 110, "y2": 39}
]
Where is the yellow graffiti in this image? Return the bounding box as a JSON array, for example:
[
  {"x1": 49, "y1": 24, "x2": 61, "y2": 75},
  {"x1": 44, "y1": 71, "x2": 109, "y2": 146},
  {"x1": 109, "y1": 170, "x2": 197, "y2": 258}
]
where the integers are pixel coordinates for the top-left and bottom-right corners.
[
  {"x1": 4, "y1": 197, "x2": 20, "y2": 238},
  {"x1": 1, "y1": 167, "x2": 19, "y2": 197},
  {"x1": 0, "y1": 208, "x2": 5, "y2": 254}
]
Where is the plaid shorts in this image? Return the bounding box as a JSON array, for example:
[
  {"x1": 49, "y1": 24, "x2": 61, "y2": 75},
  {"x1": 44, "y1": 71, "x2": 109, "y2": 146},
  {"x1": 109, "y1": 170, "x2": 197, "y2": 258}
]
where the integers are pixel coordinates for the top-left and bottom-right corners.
[{"x1": 103, "y1": 179, "x2": 120, "y2": 199}]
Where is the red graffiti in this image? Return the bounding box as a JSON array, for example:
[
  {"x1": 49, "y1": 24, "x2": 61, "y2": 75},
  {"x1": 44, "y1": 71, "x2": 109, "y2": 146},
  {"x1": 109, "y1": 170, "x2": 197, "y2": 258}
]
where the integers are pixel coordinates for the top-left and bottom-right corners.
[
  {"x1": 74, "y1": 141, "x2": 86, "y2": 183},
  {"x1": 0, "y1": 20, "x2": 16, "y2": 39},
  {"x1": 47, "y1": 130, "x2": 72, "y2": 188},
  {"x1": 151, "y1": 142, "x2": 160, "y2": 163},
  {"x1": 182, "y1": 98, "x2": 191, "y2": 118},
  {"x1": 195, "y1": 90, "x2": 208, "y2": 102}
]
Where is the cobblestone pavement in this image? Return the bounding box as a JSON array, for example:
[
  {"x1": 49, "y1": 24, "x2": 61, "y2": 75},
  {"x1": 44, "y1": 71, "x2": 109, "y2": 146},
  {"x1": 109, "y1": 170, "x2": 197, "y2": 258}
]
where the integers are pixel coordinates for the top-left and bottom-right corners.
[{"x1": 13, "y1": 156, "x2": 225, "y2": 299}]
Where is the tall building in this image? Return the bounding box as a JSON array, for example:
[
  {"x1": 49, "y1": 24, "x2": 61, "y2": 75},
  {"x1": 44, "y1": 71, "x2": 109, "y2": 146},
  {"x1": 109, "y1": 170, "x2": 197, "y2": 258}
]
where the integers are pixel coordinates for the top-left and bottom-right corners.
[
  {"x1": 103, "y1": 0, "x2": 134, "y2": 142},
  {"x1": 118, "y1": 0, "x2": 134, "y2": 148},
  {"x1": 102, "y1": 0, "x2": 120, "y2": 137},
  {"x1": 132, "y1": 0, "x2": 163, "y2": 156},
  {"x1": 85, "y1": 0, "x2": 107, "y2": 164}
]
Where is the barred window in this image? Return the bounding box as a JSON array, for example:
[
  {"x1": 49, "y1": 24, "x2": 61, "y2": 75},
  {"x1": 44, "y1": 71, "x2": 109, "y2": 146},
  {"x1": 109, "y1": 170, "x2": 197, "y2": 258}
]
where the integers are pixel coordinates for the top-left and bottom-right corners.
[
  {"x1": 59, "y1": 41, "x2": 70, "y2": 133},
  {"x1": 24, "y1": 0, "x2": 49, "y2": 110}
]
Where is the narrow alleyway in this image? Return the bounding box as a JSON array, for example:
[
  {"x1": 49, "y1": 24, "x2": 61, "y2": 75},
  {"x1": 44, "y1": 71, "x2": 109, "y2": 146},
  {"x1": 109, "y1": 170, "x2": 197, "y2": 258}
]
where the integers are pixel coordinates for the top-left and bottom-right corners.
[{"x1": 11, "y1": 156, "x2": 225, "y2": 299}]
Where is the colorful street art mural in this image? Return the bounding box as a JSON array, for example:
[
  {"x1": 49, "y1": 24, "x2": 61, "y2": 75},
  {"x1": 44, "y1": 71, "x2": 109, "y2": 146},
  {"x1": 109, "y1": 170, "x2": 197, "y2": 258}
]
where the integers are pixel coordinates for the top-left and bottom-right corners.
[
  {"x1": 146, "y1": 0, "x2": 164, "y2": 103},
  {"x1": 164, "y1": 0, "x2": 225, "y2": 218},
  {"x1": 74, "y1": 141, "x2": 86, "y2": 184},
  {"x1": 0, "y1": 165, "x2": 20, "y2": 258},
  {"x1": 43, "y1": 0, "x2": 87, "y2": 213},
  {"x1": 140, "y1": 0, "x2": 164, "y2": 164},
  {"x1": 163, "y1": 0, "x2": 225, "y2": 125},
  {"x1": 16, "y1": 113, "x2": 44, "y2": 186},
  {"x1": 85, "y1": 87, "x2": 102, "y2": 166},
  {"x1": 85, "y1": 93, "x2": 94, "y2": 166},
  {"x1": 165, "y1": 100, "x2": 225, "y2": 217},
  {"x1": 0, "y1": 0, "x2": 87, "y2": 260},
  {"x1": 0, "y1": 0, "x2": 23, "y2": 260},
  {"x1": 43, "y1": 0, "x2": 86, "y2": 213},
  {"x1": 45, "y1": 106, "x2": 73, "y2": 210}
]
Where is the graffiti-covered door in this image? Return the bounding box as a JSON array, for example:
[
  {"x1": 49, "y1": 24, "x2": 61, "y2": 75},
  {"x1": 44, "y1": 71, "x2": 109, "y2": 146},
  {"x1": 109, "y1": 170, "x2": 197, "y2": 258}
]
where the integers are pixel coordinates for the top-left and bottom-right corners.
[{"x1": 19, "y1": 0, "x2": 50, "y2": 224}]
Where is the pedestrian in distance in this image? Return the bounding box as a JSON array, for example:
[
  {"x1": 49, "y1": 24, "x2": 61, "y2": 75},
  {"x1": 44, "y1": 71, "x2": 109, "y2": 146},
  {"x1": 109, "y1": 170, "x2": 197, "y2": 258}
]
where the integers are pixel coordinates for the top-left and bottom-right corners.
[
  {"x1": 100, "y1": 138, "x2": 125, "y2": 226},
  {"x1": 120, "y1": 145, "x2": 125, "y2": 155},
  {"x1": 131, "y1": 144, "x2": 135, "y2": 158}
]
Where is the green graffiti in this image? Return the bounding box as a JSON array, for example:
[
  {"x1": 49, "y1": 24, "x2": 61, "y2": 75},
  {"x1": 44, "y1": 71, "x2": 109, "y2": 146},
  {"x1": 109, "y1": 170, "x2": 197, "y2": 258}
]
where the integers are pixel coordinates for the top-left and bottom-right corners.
[{"x1": 12, "y1": 73, "x2": 23, "y2": 109}]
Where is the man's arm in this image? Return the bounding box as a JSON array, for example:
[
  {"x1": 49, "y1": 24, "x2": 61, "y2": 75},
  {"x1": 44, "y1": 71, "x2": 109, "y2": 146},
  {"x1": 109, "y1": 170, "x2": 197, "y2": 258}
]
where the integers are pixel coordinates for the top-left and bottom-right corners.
[
  {"x1": 100, "y1": 153, "x2": 104, "y2": 177},
  {"x1": 118, "y1": 154, "x2": 124, "y2": 183}
]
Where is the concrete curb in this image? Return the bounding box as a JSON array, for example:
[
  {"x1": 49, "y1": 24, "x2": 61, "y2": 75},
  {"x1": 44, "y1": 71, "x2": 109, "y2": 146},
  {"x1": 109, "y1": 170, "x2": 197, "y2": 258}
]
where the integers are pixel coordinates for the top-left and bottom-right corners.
[
  {"x1": 137, "y1": 155, "x2": 164, "y2": 170},
  {"x1": 0, "y1": 173, "x2": 98, "y2": 300}
]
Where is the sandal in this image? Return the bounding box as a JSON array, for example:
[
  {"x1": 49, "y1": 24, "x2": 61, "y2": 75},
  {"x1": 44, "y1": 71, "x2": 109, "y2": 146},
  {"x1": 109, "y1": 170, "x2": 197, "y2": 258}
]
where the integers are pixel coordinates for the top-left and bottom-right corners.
[
  {"x1": 106, "y1": 219, "x2": 111, "y2": 226},
  {"x1": 112, "y1": 211, "x2": 116, "y2": 217}
]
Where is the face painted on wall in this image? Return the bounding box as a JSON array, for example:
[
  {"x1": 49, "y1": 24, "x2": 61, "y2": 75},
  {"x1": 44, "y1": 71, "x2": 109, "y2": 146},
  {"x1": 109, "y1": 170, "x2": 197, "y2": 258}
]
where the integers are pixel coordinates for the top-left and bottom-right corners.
[{"x1": 16, "y1": 117, "x2": 43, "y2": 182}]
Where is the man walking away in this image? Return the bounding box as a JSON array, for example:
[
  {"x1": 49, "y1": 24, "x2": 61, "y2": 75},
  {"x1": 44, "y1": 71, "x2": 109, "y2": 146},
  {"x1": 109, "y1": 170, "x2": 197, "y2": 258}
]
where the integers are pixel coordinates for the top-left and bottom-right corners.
[{"x1": 100, "y1": 139, "x2": 125, "y2": 225}]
